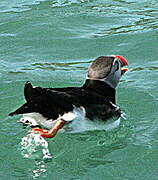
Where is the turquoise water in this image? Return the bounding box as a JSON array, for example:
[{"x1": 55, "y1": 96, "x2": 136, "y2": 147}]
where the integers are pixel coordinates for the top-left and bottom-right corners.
[{"x1": 0, "y1": 0, "x2": 158, "y2": 179}]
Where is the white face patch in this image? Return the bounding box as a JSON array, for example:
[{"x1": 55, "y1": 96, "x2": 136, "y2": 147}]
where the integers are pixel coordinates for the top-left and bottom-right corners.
[{"x1": 104, "y1": 60, "x2": 121, "y2": 88}]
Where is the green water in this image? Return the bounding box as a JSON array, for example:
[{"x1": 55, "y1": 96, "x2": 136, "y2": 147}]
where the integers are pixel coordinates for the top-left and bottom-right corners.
[{"x1": 0, "y1": 0, "x2": 158, "y2": 179}]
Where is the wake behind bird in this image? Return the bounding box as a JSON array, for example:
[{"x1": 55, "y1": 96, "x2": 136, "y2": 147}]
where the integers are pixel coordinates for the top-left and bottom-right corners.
[{"x1": 20, "y1": 131, "x2": 52, "y2": 160}]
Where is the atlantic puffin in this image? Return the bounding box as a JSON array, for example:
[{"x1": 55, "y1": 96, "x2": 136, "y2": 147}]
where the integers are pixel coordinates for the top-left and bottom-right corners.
[{"x1": 9, "y1": 55, "x2": 128, "y2": 138}]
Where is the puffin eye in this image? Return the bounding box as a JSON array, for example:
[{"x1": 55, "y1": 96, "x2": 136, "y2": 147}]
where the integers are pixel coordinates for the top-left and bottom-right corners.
[{"x1": 114, "y1": 61, "x2": 119, "y2": 71}]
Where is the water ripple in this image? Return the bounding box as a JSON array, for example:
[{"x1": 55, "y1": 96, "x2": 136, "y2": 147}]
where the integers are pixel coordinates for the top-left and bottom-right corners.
[
  {"x1": 52, "y1": 0, "x2": 90, "y2": 8},
  {"x1": 0, "y1": 0, "x2": 89, "y2": 13},
  {"x1": 131, "y1": 66, "x2": 158, "y2": 72},
  {"x1": 31, "y1": 61, "x2": 91, "y2": 71},
  {"x1": 0, "y1": 0, "x2": 46, "y2": 13}
]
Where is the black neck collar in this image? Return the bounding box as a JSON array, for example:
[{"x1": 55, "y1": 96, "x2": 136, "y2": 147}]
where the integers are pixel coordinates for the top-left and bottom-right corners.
[{"x1": 82, "y1": 79, "x2": 116, "y2": 104}]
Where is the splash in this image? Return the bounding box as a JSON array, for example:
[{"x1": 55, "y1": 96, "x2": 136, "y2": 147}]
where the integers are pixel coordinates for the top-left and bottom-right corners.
[{"x1": 20, "y1": 132, "x2": 52, "y2": 160}]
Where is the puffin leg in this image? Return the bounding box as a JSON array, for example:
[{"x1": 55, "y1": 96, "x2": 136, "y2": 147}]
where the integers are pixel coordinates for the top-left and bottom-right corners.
[{"x1": 32, "y1": 119, "x2": 65, "y2": 138}]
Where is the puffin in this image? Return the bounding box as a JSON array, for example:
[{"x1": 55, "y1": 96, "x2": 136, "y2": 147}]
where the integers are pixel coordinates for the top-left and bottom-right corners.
[{"x1": 9, "y1": 55, "x2": 128, "y2": 138}]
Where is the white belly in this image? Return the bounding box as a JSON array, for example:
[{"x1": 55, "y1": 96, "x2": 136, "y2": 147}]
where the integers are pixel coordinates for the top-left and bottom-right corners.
[{"x1": 19, "y1": 106, "x2": 121, "y2": 133}]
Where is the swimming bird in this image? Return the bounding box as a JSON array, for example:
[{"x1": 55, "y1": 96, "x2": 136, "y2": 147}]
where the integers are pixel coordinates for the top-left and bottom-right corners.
[{"x1": 9, "y1": 55, "x2": 128, "y2": 138}]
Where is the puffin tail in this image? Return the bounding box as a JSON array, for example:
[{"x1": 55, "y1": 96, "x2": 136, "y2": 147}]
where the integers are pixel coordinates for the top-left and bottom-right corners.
[{"x1": 8, "y1": 81, "x2": 41, "y2": 116}]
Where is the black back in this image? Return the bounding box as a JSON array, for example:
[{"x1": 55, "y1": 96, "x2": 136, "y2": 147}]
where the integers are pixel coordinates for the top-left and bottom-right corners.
[{"x1": 9, "y1": 80, "x2": 120, "y2": 121}]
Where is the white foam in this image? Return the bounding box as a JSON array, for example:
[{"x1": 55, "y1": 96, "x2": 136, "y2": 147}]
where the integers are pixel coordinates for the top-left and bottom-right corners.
[
  {"x1": 21, "y1": 132, "x2": 52, "y2": 159},
  {"x1": 66, "y1": 116, "x2": 121, "y2": 133}
]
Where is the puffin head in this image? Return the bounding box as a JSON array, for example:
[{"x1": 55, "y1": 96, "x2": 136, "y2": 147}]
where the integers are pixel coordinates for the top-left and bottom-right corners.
[{"x1": 87, "y1": 55, "x2": 128, "y2": 89}]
